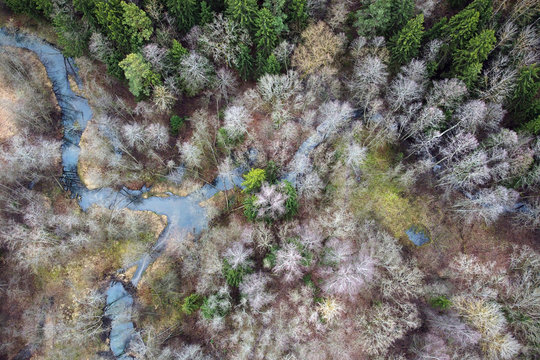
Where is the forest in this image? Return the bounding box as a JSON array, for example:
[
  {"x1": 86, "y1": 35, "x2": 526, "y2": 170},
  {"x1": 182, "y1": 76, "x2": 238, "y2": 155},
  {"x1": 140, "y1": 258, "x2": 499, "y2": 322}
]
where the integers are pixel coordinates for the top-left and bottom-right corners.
[{"x1": 0, "y1": 0, "x2": 538, "y2": 359}]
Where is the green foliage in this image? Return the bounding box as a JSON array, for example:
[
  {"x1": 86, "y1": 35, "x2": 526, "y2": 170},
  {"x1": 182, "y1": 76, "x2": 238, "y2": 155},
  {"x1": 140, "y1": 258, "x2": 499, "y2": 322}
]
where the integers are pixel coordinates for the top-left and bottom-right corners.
[
  {"x1": 510, "y1": 65, "x2": 540, "y2": 126},
  {"x1": 167, "y1": 0, "x2": 198, "y2": 32},
  {"x1": 263, "y1": 54, "x2": 281, "y2": 75},
  {"x1": 425, "y1": 17, "x2": 448, "y2": 41},
  {"x1": 222, "y1": 259, "x2": 252, "y2": 287},
  {"x1": 217, "y1": 127, "x2": 244, "y2": 149},
  {"x1": 181, "y1": 293, "x2": 203, "y2": 315},
  {"x1": 4, "y1": 0, "x2": 49, "y2": 17},
  {"x1": 265, "y1": 161, "x2": 279, "y2": 184},
  {"x1": 199, "y1": 1, "x2": 214, "y2": 25},
  {"x1": 167, "y1": 39, "x2": 189, "y2": 66},
  {"x1": 287, "y1": 0, "x2": 308, "y2": 33},
  {"x1": 390, "y1": 14, "x2": 424, "y2": 66},
  {"x1": 389, "y1": 0, "x2": 415, "y2": 33},
  {"x1": 465, "y1": 0, "x2": 493, "y2": 29},
  {"x1": 453, "y1": 29, "x2": 496, "y2": 88},
  {"x1": 243, "y1": 195, "x2": 258, "y2": 221},
  {"x1": 523, "y1": 115, "x2": 540, "y2": 135},
  {"x1": 235, "y1": 44, "x2": 254, "y2": 80},
  {"x1": 94, "y1": 0, "x2": 130, "y2": 53},
  {"x1": 282, "y1": 180, "x2": 298, "y2": 219},
  {"x1": 121, "y1": 1, "x2": 153, "y2": 51},
  {"x1": 354, "y1": 0, "x2": 392, "y2": 37},
  {"x1": 170, "y1": 115, "x2": 186, "y2": 136},
  {"x1": 429, "y1": 295, "x2": 452, "y2": 310},
  {"x1": 226, "y1": 0, "x2": 259, "y2": 31},
  {"x1": 52, "y1": 10, "x2": 90, "y2": 58},
  {"x1": 242, "y1": 168, "x2": 266, "y2": 193},
  {"x1": 255, "y1": 8, "x2": 280, "y2": 57},
  {"x1": 119, "y1": 53, "x2": 161, "y2": 98},
  {"x1": 447, "y1": 8, "x2": 480, "y2": 50}
]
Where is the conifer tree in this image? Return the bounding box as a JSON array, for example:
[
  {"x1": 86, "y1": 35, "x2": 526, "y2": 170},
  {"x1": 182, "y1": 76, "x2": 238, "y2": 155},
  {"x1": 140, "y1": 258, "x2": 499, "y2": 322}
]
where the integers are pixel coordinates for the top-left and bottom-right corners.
[
  {"x1": 255, "y1": 8, "x2": 279, "y2": 57},
  {"x1": 235, "y1": 44, "x2": 254, "y2": 80},
  {"x1": 119, "y1": 53, "x2": 161, "y2": 97},
  {"x1": 287, "y1": 0, "x2": 308, "y2": 33},
  {"x1": 389, "y1": 0, "x2": 415, "y2": 33},
  {"x1": 199, "y1": 1, "x2": 214, "y2": 25},
  {"x1": 453, "y1": 29, "x2": 496, "y2": 87},
  {"x1": 390, "y1": 14, "x2": 424, "y2": 65},
  {"x1": 447, "y1": 8, "x2": 480, "y2": 50},
  {"x1": 263, "y1": 54, "x2": 281, "y2": 75},
  {"x1": 121, "y1": 1, "x2": 153, "y2": 52},
  {"x1": 226, "y1": 0, "x2": 259, "y2": 31},
  {"x1": 166, "y1": 0, "x2": 198, "y2": 32}
]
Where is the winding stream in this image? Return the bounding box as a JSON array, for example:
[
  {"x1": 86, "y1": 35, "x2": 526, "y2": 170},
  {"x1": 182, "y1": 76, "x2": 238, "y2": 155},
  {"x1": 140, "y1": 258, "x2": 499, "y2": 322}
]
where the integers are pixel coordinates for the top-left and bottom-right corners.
[{"x1": 0, "y1": 28, "x2": 336, "y2": 358}]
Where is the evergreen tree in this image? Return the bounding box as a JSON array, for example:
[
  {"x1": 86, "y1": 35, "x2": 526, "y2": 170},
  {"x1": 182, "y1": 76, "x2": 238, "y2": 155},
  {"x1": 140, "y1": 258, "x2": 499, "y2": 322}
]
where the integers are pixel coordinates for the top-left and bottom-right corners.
[
  {"x1": 119, "y1": 53, "x2": 161, "y2": 98},
  {"x1": 263, "y1": 54, "x2": 281, "y2": 75},
  {"x1": 121, "y1": 1, "x2": 153, "y2": 52},
  {"x1": 235, "y1": 44, "x2": 254, "y2": 80},
  {"x1": 53, "y1": 10, "x2": 90, "y2": 58},
  {"x1": 453, "y1": 29, "x2": 496, "y2": 87},
  {"x1": 226, "y1": 0, "x2": 259, "y2": 31},
  {"x1": 390, "y1": 14, "x2": 424, "y2": 65},
  {"x1": 511, "y1": 65, "x2": 540, "y2": 126},
  {"x1": 354, "y1": 0, "x2": 392, "y2": 37},
  {"x1": 446, "y1": 8, "x2": 480, "y2": 50},
  {"x1": 287, "y1": 0, "x2": 308, "y2": 33},
  {"x1": 255, "y1": 8, "x2": 279, "y2": 57},
  {"x1": 465, "y1": 0, "x2": 493, "y2": 29},
  {"x1": 389, "y1": 0, "x2": 415, "y2": 34},
  {"x1": 199, "y1": 1, "x2": 214, "y2": 25},
  {"x1": 166, "y1": 0, "x2": 198, "y2": 32},
  {"x1": 167, "y1": 39, "x2": 188, "y2": 67},
  {"x1": 94, "y1": 0, "x2": 131, "y2": 53}
]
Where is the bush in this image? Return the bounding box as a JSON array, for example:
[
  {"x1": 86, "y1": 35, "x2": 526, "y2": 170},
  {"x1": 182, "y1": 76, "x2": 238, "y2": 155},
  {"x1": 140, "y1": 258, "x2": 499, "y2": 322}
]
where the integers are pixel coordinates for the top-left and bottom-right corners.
[{"x1": 429, "y1": 295, "x2": 452, "y2": 310}]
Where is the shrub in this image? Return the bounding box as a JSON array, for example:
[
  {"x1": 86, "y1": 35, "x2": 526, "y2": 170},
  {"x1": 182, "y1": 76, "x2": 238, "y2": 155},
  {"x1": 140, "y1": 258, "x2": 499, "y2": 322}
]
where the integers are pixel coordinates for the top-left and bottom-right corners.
[{"x1": 429, "y1": 295, "x2": 452, "y2": 310}]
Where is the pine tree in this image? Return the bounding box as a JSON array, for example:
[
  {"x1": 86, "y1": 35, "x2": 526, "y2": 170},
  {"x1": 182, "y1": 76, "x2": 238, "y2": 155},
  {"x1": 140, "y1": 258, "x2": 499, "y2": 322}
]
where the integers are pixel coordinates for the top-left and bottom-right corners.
[
  {"x1": 235, "y1": 44, "x2": 254, "y2": 80},
  {"x1": 199, "y1": 1, "x2": 214, "y2": 25},
  {"x1": 510, "y1": 65, "x2": 540, "y2": 126},
  {"x1": 121, "y1": 1, "x2": 153, "y2": 52},
  {"x1": 226, "y1": 0, "x2": 259, "y2": 31},
  {"x1": 389, "y1": 0, "x2": 415, "y2": 34},
  {"x1": 287, "y1": 0, "x2": 308, "y2": 33},
  {"x1": 465, "y1": 0, "x2": 493, "y2": 29},
  {"x1": 447, "y1": 8, "x2": 480, "y2": 50},
  {"x1": 453, "y1": 29, "x2": 496, "y2": 87},
  {"x1": 390, "y1": 14, "x2": 424, "y2": 65},
  {"x1": 119, "y1": 53, "x2": 161, "y2": 98},
  {"x1": 166, "y1": 0, "x2": 198, "y2": 32},
  {"x1": 263, "y1": 54, "x2": 281, "y2": 75},
  {"x1": 255, "y1": 8, "x2": 279, "y2": 57},
  {"x1": 167, "y1": 39, "x2": 188, "y2": 66}
]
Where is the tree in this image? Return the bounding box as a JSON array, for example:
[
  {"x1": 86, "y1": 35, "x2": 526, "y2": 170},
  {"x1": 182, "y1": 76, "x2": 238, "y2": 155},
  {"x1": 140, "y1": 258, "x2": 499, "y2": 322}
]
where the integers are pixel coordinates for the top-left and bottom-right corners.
[
  {"x1": 167, "y1": 39, "x2": 188, "y2": 67},
  {"x1": 178, "y1": 52, "x2": 215, "y2": 96},
  {"x1": 179, "y1": 141, "x2": 203, "y2": 168},
  {"x1": 262, "y1": 54, "x2": 281, "y2": 75},
  {"x1": 152, "y1": 85, "x2": 176, "y2": 112},
  {"x1": 239, "y1": 272, "x2": 275, "y2": 311},
  {"x1": 166, "y1": 0, "x2": 198, "y2": 32},
  {"x1": 390, "y1": 14, "x2": 424, "y2": 66},
  {"x1": 354, "y1": 0, "x2": 392, "y2": 37},
  {"x1": 510, "y1": 65, "x2": 540, "y2": 126},
  {"x1": 255, "y1": 8, "x2": 279, "y2": 57},
  {"x1": 121, "y1": 1, "x2": 153, "y2": 51},
  {"x1": 226, "y1": 0, "x2": 259, "y2": 31},
  {"x1": 389, "y1": 0, "x2": 415, "y2": 33},
  {"x1": 52, "y1": 7, "x2": 90, "y2": 58},
  {"x1": 235, "y1": 44, "x2": 254, "y2": 80},
  {"x1": 119, "y1": 53, "x2": 161, "y2": 98},
  {"x1": 447, "y1": 8, "x2": 480, "y2": 50},
  {"x1": 453, "y1": 29, "x2": 496, "y2": 87},
  {"x1": 223, "y1": 105, "x2": 250, "y2": 141},
  {"x1": 287, "y1": 0, "x2": 308, "y2": 33},
  {"x1": 292, "y1": 21, "x2": 343, "y2": 75},
  {"x1": 199, "y1": 1, "x2": 214, "y2": 25},
  {"x1": 242, "y1": 168, "x2": 266, "y2": 193}
]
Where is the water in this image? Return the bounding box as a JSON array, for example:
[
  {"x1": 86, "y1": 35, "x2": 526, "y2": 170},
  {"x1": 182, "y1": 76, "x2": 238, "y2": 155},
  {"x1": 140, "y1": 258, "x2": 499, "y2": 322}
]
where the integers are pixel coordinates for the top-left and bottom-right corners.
[{"x1": 0, "y1": 28, "x2": 338, "y2": 357}]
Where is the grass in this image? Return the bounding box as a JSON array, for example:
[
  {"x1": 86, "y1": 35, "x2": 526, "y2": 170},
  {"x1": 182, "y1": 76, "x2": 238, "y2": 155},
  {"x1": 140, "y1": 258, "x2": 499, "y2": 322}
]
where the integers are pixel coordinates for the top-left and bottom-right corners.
[{"x1": 348, "y1": 144, "x2": 430, "y2": 241}]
